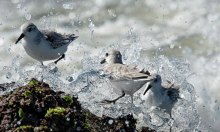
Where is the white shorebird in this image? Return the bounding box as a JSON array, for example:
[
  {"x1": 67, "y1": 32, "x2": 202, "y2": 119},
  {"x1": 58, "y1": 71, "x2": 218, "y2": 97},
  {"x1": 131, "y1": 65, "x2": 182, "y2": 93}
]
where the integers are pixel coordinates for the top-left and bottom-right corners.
[
  {"x1": 100, "y1": 49, "x2": 153, "y2": 104},
  {"x1": 15, "y1": 22, "x2": 78, "y2": 65},
  {"x1": 141, "y1": 74, "x2": 181, "y2": 131}
]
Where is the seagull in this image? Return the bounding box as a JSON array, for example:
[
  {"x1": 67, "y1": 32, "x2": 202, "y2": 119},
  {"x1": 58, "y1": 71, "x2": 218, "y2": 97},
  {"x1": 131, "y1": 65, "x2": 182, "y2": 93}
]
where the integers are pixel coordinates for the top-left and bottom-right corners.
[
  {"x1": 100, "y1": 49, "x2": 153, "y2": 104},
  {"x1": 15, "y1": 22, "x2": 78, "y2": 65},
  {"x1": 141, "y1": 74, "x2": 181, "y2": 131}
]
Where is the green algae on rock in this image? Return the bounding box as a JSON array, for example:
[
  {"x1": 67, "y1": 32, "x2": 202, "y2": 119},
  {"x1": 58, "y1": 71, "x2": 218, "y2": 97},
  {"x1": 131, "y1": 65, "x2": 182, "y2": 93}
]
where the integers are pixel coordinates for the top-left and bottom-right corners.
[
  {"x1": 0, "y1": 78, "x2": 155, "y2": 132},
  {"x1": 0, "y1": 79, "x2": 91, "y2": 132}
]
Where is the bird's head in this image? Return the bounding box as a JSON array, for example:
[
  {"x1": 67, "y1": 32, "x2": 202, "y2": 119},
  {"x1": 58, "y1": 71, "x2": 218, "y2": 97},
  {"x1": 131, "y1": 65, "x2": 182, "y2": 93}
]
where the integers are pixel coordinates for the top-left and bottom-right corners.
[
  {"x1": 15, "y1": 22, "x2": 39, "y2": 44},
  {"x1": 143, "y1": 74, "x2": 162, "y2": 95},
  {"x1": 100, "y1": 49, "x2": 123, "y2": 64}
]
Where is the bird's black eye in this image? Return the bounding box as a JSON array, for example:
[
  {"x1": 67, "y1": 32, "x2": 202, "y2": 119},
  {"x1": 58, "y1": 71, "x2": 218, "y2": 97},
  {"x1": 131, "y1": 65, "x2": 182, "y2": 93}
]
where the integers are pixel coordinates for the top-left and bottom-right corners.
[
  {"x1": 28, "y1": 28, "x2": 32, "y2": 32},
  {"x1": 154, "y1": 79, "x2": 157, "y2": 83},
  {"x1": 105, "y1": 53, "x2": 109, "y2": 57}
]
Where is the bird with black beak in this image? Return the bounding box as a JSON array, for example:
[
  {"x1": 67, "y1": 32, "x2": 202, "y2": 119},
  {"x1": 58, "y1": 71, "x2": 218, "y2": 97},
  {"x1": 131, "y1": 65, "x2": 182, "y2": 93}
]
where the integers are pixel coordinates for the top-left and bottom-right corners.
[
  {"x1": 100, "y1": 49, "x2": 153, "y2": 104},
  {"x1": 15, "y1": 22, "x2": 78, "y2": 65}
]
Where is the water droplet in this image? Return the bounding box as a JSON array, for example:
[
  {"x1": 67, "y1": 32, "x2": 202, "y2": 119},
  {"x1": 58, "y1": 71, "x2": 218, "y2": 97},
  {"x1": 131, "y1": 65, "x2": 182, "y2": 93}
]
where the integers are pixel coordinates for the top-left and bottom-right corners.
[
  {"x1": 159, "y1": 48, "x2": 163, "y2": 52},
  {"x1": 76, "y1": 127, "x2": 81, "y2": 131},
  {"x1": 58, "y1": 53, "x2": 60, "y2": 55},
  {"x1": 3, "y1": 66, "x2": 8, "y2": 71},
  {"x1": 161, "y1": 109, "x2": 166, "y2": 113},
  {"x1": 69, "y1": 12, "x2": 75, "y2": 19},
  {"x1": 125, "y1": 120, "x2": 129, "y2": 125},
  {"x1": 25, "y1": 13, "x2": 31, "y2": 20},
  {"x1": 70, "y1": 20, "x2": 74, "y2": 26},
  {"x1": 170, "y1": 44, "x2": 174, "y2": 49},
  {"x1": 91, "y1": 30, "x2": 94, "y2": 41},
  {"x1": 113, "y1": 14, "x2": 116, "y2": 18},
  {"x1": 63, "y1": 4, "x2": 73, "y2": 9},
  {"x1": 185, "y1": 21, "x2": 187, "y2": 23},
  {"x1": 203, "y1": 106, "x2": 205, "y2": 109},
  {"x1": 17, "y1": 3, "x2": 21, "y2": 9},
  {"x1": 217, "y1": 107, "x2": 219, "y2": 110},
  {"x1": 67, "y1": 118, "x2": 70, "y2": 121},
  {"x1": 179, "y1": 46, "x2": 182, "y2": 49},
  {"x1": 78, "y1": 20, "x2": 81, "y2": 25},
  {"x1": 28, "y1": 63, "x2": 34, "y2": 66},
  {"x1": 8, "y1": 48, "x2": 11, "y2": 52},
  {"x1": 66, "y1": 76, "x2": 73, "y2": 82},
  {"x1": 215, "y1": 100, "x2": 217, "y2": 103},
  {"x1": 89, "y1": 21, "x2": 94, "y2": 28},
  {"x1": 88, "y1": 18, "x2": 91, "y2": 22},
  {"x1": 17, "y1": 121, "x2": 21, "y2": 125},
  {"x1": 50, "y1": 12, "x2": 53, "y2": 15},
  {"x1": 6, "y1": 72, "x2": 12, "y2": 79},
  {"x1": 108, "y1": 9, "x2": 111, "y2": 13},
  {"x1": 108, "y1": 119, "x2": 113, "y2": 125}
]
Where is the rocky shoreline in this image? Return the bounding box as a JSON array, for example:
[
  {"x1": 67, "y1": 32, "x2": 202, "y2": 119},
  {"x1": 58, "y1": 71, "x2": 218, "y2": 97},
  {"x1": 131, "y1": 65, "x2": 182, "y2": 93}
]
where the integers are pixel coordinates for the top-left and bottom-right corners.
[{"x1": 0, "y1": 79, "x2": 155, "y2": 132}]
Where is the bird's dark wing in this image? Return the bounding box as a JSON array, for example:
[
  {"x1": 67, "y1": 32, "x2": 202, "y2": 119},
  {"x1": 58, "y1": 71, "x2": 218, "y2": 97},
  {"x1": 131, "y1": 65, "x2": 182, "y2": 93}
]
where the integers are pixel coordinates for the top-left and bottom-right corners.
[
  {"x1": 40, "y1": 30, "x2": 78, "y2": 49},
  {"x1": 167, "y1": 86, "x2": 181, "y2": 104}
]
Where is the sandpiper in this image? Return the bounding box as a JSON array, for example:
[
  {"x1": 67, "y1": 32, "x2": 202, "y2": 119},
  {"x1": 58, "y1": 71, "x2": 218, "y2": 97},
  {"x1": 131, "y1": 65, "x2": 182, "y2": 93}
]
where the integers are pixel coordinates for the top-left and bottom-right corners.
[
  {"x1": 15, "y1": 22, "x2": 78, "y2": 65},
  {"x1": 100, "y1": 49, "x2": 153, "y2": 104},
  {"x1": 141, "y1": 74, "x2": 181, "y2": 131}
]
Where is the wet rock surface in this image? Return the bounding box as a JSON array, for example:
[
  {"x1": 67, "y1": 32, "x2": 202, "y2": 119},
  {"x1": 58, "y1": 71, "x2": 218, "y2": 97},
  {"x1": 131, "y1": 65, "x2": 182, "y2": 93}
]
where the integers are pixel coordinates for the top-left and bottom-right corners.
[{"x1": 0, "y1": 79, "x2": 155, "y2": 132}]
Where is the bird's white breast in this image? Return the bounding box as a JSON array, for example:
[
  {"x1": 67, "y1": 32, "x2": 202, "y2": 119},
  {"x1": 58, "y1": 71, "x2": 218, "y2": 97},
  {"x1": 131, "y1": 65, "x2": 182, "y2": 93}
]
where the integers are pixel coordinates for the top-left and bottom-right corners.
[
  {"x1": 22, "y1": 38, "x2": 67, "y2": 61},
  {"x1": 110, "y1": 79, "x2": 148, "y2": 96}
]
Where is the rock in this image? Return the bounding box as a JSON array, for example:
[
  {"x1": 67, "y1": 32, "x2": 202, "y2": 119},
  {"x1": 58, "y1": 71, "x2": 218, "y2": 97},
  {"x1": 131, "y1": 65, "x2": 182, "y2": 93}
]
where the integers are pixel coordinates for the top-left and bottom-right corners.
[
  {"x1": 33, "y1": 126, "x2": 43, "y2": 132},
  {"x1": 0, "y1": 79, "x2": 155, "y2": 132}
]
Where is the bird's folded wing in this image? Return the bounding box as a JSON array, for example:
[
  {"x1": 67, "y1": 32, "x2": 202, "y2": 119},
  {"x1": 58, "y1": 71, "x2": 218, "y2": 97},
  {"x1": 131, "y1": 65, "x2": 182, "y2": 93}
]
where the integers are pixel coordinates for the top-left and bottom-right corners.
[
  {"x1": 40, "y1": 30, "x2": 78, "y2": 49},
  {"x1": 106, "y1": 64, "x2": 150, "y2": 80},
  {"x1": 167, "y1": 86, "x2": 181, "y2": 103}
]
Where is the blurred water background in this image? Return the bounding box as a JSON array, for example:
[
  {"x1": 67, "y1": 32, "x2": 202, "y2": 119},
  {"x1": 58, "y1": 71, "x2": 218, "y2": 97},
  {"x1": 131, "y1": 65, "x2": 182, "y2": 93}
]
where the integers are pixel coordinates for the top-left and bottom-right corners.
[{"x1": 0, "y1": 0, "x2": 220, "y2": 131}]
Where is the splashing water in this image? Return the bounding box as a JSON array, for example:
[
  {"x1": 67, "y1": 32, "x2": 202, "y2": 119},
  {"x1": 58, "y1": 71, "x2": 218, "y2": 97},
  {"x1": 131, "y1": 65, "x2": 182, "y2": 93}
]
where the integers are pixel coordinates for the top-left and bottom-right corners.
[
  {"x1": 73, "y1": 41, "x2": 199, "y2": 131},
  {"x1": 0, "y1": 40, "x2": 200, "y2": 131},
  {"x1": 25, "y1": 13, "x2": 31, "y2": 20}
]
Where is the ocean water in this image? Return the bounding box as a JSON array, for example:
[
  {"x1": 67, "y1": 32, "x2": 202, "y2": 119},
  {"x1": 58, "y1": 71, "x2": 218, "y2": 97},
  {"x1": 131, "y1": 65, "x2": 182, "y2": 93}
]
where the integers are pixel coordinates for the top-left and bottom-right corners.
[{"x1": 0, "y1": 0, "x2": 220, "y2": 131}]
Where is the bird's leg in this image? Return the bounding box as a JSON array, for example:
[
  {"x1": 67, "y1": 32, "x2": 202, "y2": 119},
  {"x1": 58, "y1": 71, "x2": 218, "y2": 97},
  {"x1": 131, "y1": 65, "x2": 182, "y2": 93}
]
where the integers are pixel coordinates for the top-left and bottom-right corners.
[
  {"x1": 130, "y1": 95, "x2": 135, "y2": 108},
  {"x1": 101, "y1": 91, "x2": 125, "y2": 104},
  {"x1": 169, "y1": 113, "x2": 173, "y2": 132},
  {"x1": 131, "y1": 95, "x2": 133, "y2": 104},
  {"x1": 40, "y1": 62, "x2": 44, "y2": 82},
  {"x1": 54, "y1": 54, "x2": 65, "y2": 64}
]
